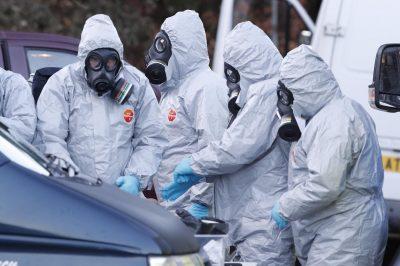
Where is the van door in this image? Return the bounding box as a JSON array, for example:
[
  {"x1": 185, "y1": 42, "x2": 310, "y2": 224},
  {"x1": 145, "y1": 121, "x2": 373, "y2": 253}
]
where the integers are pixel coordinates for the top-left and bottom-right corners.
[
  {"x1": 327, "y1": 0, "x2": 400, "y2": 200},
  {"x1": 311, "y1": 0, "x2": 343, "y2": 64}
]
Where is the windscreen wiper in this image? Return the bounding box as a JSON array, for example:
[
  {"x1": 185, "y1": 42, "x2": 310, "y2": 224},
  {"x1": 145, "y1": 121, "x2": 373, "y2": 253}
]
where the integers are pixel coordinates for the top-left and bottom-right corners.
[{"x1": 45, "y1": 155, "x2": 103, "y2": 186}]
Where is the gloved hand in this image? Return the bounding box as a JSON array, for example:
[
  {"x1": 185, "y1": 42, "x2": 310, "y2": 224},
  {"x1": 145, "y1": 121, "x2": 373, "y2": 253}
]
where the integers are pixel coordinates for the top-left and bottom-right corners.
[
  {"x1": 115, "y1": 175, "x2": 141, "y2": 196},
  {"x1": 162, "y1": 158, "x2": 202, "y2": 201},
  {"x1": 46, "y1": 154, "x2": 79, "y2": 177},
  {"x1": 188, "y1": 203, "x2": 209, "y2": 219},
  {"x1": 161, "y1": 178, "x2": 194, "y2": 201},
  {"x1": 173, "y1": 158, "x2": 201, "y2": 184},
  {"x1": 271, "y1": 201, "x2": 289, "y2": 230}
]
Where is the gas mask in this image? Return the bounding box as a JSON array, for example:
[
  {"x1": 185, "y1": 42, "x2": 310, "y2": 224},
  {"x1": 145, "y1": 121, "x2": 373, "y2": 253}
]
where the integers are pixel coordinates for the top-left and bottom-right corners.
[
  {"x1": 276, "y1": 80, "x2": 301, "y2": 142},
  {"x1": 85, "y1": 48, "x2": 133, "y2": 105},
  {"x1": 224, "y1": 63, "x2": 241, "y2": 121},
  {"x1": 145, "y1": 30, "x2": 173, "y2": 85}
]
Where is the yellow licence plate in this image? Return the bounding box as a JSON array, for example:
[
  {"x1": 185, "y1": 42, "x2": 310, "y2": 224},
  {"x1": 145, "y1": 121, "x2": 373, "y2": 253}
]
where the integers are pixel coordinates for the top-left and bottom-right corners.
[{"x1": 382, "y1": 155, "x2": 400, "y2": 173}]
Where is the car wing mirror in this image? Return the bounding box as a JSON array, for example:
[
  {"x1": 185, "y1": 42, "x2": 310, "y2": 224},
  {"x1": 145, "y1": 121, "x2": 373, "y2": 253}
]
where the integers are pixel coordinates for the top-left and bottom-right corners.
[{"x1": 369, "y1": 44, "x2": 400, "y2": 112}]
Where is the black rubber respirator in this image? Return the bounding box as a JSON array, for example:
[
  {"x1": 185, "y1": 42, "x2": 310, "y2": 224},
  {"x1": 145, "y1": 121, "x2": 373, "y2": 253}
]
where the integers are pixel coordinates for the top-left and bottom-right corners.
[
  {"x1": 144, "y1": 30, "x2": 172, "y2": 85},
  {"x1": 224, "y1": 62, "x2": 241, "y2": 119},
  {"x1": 85, "y1": 48, "x2": 133, "y2": 105},
  {"x1": 276, "y1": 80, "x2": 301, "y2": 142}
]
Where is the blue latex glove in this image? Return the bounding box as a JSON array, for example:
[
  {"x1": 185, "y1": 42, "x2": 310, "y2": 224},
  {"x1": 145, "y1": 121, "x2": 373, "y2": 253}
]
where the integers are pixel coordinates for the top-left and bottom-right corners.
[
  {"x1": 173, "y1": 158, "x2": 202, "y2": 184},
  {"x1": 115, "y1": 175, "x2": 141, "y2": 196},
  {"x1": 161, "y1": 177, "x2": 194, "y2": 201},
  {"x1": 188, "y1": 203, "x2": 209, "y2": 219},
  {"x1": 271, "y1": 202, "x2": 289, "y2": 230}
]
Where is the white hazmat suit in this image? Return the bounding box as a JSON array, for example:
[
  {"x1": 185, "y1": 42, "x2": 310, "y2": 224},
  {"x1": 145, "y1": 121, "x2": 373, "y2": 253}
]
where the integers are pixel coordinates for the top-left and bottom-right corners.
[
  {"x1": 189, "y1": 22, "x2": 295, "y2": 264},
  {"x1": 35, "y1": 14, "x2": 166, "y2": 187},
  {"x1": 154, "y1": 10, "x2": 229, "y2": 212},
  {"x1": 277, "y1": 45, "x2": 388, "y2": 265}
]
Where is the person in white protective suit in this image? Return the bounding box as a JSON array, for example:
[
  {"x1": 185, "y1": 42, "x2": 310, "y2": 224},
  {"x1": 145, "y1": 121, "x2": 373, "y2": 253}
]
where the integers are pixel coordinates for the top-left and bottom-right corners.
[
  {"x1": 162, "y1": 21, "x2": 295, "y2": 264},
  {"x1": 271, "y1": 45, "x2": 388, "y2": 265},
  {"x1": 144, "y1": 10, "x2": 229, "y2": 219},
  {"x1": 0, "y1": 67, "x2": 36, "y2": 142},
  {"x1": 35, "y1": 14, "x2": 167, "y2": 195}
]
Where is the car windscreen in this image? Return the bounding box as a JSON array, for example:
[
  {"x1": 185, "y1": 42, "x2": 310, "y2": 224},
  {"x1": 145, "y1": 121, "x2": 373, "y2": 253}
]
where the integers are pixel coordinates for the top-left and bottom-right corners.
[
  {"x1": 0, "y1": 123, "x2": 49, "y2": 176},
  {"x1": 0, "y1": 123, "x2": 102, "y2": 185}
]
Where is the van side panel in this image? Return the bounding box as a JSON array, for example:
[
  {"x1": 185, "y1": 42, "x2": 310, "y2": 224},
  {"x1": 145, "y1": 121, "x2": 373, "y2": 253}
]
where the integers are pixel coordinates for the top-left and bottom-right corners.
[{"x1": 311, "y1": 0, "x2": 343, "y2": 64}]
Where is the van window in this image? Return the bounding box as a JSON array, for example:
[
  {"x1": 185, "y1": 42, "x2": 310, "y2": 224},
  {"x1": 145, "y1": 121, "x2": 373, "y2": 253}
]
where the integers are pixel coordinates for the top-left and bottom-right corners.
[{"x1": 26, "y1": 49, "x2": 78, "y2": 74}]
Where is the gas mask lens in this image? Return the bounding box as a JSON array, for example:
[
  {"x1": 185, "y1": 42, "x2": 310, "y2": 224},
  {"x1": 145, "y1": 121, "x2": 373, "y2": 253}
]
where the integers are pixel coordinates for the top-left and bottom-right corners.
[
  {"x1": 277, "y1": 89, "x2": 292, "y2": 106},
  {"x1": 88, "y1": 55, "x2": 102, "y2": 70},
  {"x1": 145, "y1": 30, "x2": 172, "y2": 85},
  {"x1": 106, "y1": 57, "x2": 118, "y2": 72},
  {"x1": 155, "y1": 37, "x2": 167, "y2": 53},
  {"x1": 276, "y1": 81, "x2": 301, "y2": 142},
  {"x1": 224, "y1": 63, "x2": 240, "y2": 84}
]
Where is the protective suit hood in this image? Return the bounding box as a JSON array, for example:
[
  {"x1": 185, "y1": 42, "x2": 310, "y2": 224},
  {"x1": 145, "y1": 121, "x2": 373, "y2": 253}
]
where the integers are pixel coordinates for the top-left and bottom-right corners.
[
  {"x1": 78, "y1": 14, "x2": 124, "y2": 61},
  {"x1": 224, "y1": 21, "x2": 282, "y2": 107},
  {"x1": 279, "y1": 45, "x2": 341, "y2": 119},
  {"x1": 161, "y1": 10, "x2": 209, "y2": 86}
]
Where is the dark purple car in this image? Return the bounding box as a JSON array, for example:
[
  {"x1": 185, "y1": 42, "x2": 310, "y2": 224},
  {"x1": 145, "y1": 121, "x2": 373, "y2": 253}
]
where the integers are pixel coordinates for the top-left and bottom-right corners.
[{"x1": 0, "y1": 31, "x2": 79, "y2": 78}]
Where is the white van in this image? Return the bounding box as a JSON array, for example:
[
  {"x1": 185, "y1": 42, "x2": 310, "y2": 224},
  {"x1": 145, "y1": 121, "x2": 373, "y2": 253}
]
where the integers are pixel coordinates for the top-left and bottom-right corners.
[{"x1": 214, "y1": 0, "x2": 400, "y2": 263}]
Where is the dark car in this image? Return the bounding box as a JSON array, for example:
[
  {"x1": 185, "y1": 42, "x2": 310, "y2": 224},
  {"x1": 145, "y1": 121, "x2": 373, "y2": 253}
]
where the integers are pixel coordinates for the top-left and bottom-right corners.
[{"x1": 0, "y1": 122, "x2": 203, "y2": 265}]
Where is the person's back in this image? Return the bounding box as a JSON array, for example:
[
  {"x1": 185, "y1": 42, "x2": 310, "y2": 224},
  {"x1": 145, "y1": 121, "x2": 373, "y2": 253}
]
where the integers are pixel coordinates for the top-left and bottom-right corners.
[
  {"x1": 0, "y1": 67, "x2": 36, "y2": 142},
  {"x1": 345, "y1": 98, "x2": 385, "y2": 196},
  {"x1": 276, "y1": 45, "x2": 387, "y2": 265}
]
